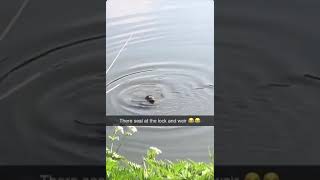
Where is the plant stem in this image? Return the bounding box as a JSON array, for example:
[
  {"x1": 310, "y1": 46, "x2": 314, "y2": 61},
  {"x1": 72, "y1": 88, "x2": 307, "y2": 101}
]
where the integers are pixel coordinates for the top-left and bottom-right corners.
[{"x1": 115, "y1": 134, "x2": 127, "y2": 153}]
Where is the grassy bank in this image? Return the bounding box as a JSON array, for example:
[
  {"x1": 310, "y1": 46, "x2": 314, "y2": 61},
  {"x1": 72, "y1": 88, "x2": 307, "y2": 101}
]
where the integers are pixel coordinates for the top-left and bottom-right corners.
[{"x1": 106, "y1": 126, "x2": 214, "y2": 180}]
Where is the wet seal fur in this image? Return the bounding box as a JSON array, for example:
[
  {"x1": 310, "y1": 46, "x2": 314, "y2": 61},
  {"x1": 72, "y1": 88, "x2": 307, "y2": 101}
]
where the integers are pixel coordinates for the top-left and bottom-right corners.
[{"x1": 145, "y1": 95, "x2": 155, "y2": 104}]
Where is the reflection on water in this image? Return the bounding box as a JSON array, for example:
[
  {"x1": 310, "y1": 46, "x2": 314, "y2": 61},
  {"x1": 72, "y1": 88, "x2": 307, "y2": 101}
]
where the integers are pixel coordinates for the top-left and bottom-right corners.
[
  {"x1": 106, "y1": 126, "x2": 214, "y2": 162},
  {"x1": 106, "y1": 0, "x2": 214, "y2": 162},
  {"x1": 0, "y1": 1, "x2": 106, "y2": 164},
  {"x1": 106, "y1": 0, "x2": 214, "y2": 115}
]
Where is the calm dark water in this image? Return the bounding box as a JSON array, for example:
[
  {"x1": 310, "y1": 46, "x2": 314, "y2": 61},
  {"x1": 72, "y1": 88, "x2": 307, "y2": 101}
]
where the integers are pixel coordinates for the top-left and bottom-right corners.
[
  {"x1": 5, "y1": 0, "x2": 320, "y2": 167},
  {"x1": 106, "y1": 0, "x2": 214, "y2": 116},
  {"x1": 216, "y1": 0, "x2": 320, "y2": 164},
  {"x1": 106, "y1": 0, "x2": 214, "y2": 162},
  {"x1": 106, "y1": 126, "x2": 214, "y2": 163},
  {"x1": 0, "y1": 0, "x2": 106, "y2": 164}
]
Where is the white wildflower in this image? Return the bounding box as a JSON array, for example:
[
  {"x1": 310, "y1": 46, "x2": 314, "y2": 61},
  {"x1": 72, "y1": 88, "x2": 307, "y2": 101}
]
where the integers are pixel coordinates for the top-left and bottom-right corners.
[
  {"x1": 149, "y1": 146, "x2": 162, "y2": 155},
  {"x1": 127, "y1": 126, "x2": 138, "y2": 133},
  {"x1": 114, "y1": 126, "x2": 124, "y2": 134},
  {"x1": 125, "y1": 132, "x2": 133, "y2": 136}
]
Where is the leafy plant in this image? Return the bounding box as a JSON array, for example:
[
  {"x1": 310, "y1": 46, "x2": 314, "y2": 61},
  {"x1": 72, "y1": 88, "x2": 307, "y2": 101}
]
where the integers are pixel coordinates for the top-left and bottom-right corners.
[{"x1": 106, "y1": 126, "x2": 214, "y2": 180}]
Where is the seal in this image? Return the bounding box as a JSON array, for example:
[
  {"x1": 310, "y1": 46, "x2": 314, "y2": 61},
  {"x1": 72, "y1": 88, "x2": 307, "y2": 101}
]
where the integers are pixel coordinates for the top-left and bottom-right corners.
[{"x1": 145, "y1": 95, "x2": 155, "y2": 104}]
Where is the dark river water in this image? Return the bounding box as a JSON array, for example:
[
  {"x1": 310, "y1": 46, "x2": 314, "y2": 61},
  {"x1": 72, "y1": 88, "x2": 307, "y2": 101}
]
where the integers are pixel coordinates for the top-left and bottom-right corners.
[
  {"x1": 106, "y1": 0, "x2": 214, "y2": 116},
  {"x1": 0, "y1": 0, "x2": 106, "y2": 164},
  {"x1": 0, "y1": 0, "x2": 213, "y2": 165},
  {"x1": 106, "y1": 0, "x2": 214, "y2": 162},
  {"x1": 106, "y1": 126, "x2": 214, "y2": 163},
  {"x1": 3, "y1": 0, "x2": 320, "y2": 167}
]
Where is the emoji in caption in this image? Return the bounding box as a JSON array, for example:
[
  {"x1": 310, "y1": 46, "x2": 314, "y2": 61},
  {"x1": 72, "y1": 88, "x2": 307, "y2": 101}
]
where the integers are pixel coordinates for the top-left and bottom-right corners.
[
  {"x1": 188, "y1": 117, "x2": 194, "y2": 124},
  {"x1": 195, "y1": 117, "x2": 201, "y2": 123},
  {"x1": 244, "y1": 172, "x2": 260, "y2": 180},
  {"x1": 263, "y1": 172, "x2": 279, "y2": 180}
]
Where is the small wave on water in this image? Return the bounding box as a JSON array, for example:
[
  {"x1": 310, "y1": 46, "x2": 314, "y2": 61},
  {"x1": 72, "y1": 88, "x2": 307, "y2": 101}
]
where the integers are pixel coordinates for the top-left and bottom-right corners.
[
  {"x1": 106, "y1": 0, "x2": 214, "y2": 116},
  {"x1": 106, "y1": 62, "x2": 213, "y2": 115},
  {"x1": 105, "y1": 0, "x2": 214, "y2": 163},
  {"x1": 0, "y1": 1, "x2": 106, "y2": 164}
]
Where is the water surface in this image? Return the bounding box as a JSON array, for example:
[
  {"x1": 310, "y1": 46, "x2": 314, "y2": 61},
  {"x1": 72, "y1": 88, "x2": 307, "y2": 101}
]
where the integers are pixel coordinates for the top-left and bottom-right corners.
[
  {"x1": 106, "y1": 0, "x2": 214, "y2": 115},
  {"x1": 106, "y1": 0, "x2": 214, "y2": 162},
  {"x1": 0, "y1": 0, "x2": 105, "y2": 164},
  {"x1": 106, "y1": 126, "x2": 214, "y2": 163}
]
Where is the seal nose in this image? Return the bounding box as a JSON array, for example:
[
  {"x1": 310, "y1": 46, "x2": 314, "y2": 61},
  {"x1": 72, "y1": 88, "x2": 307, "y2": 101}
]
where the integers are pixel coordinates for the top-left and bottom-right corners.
[{"x1": 145, "y1": 95, "x2": 155, "y2": 104}]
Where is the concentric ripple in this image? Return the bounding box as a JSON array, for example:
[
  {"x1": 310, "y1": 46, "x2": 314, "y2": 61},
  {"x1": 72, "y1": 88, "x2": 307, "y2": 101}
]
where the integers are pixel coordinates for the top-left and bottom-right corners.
[
  {"x1": 0, "y1": 9, "x2": 106, "y2": 163},
  {"x1": 106, "y1": 62, "x2": 214, "y2": 115}
]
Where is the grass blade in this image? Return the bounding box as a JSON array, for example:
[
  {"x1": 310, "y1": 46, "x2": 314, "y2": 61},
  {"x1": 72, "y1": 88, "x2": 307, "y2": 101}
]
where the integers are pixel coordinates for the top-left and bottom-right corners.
[{"x1": 106, "y1": 33, "x2": 134, "y2": 77}]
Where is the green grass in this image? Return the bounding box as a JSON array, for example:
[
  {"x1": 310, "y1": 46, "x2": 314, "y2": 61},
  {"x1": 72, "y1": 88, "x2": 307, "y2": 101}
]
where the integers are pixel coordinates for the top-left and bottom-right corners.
[{"x1": 106, "y1": 126, "x2": 214, "y2": 180}]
